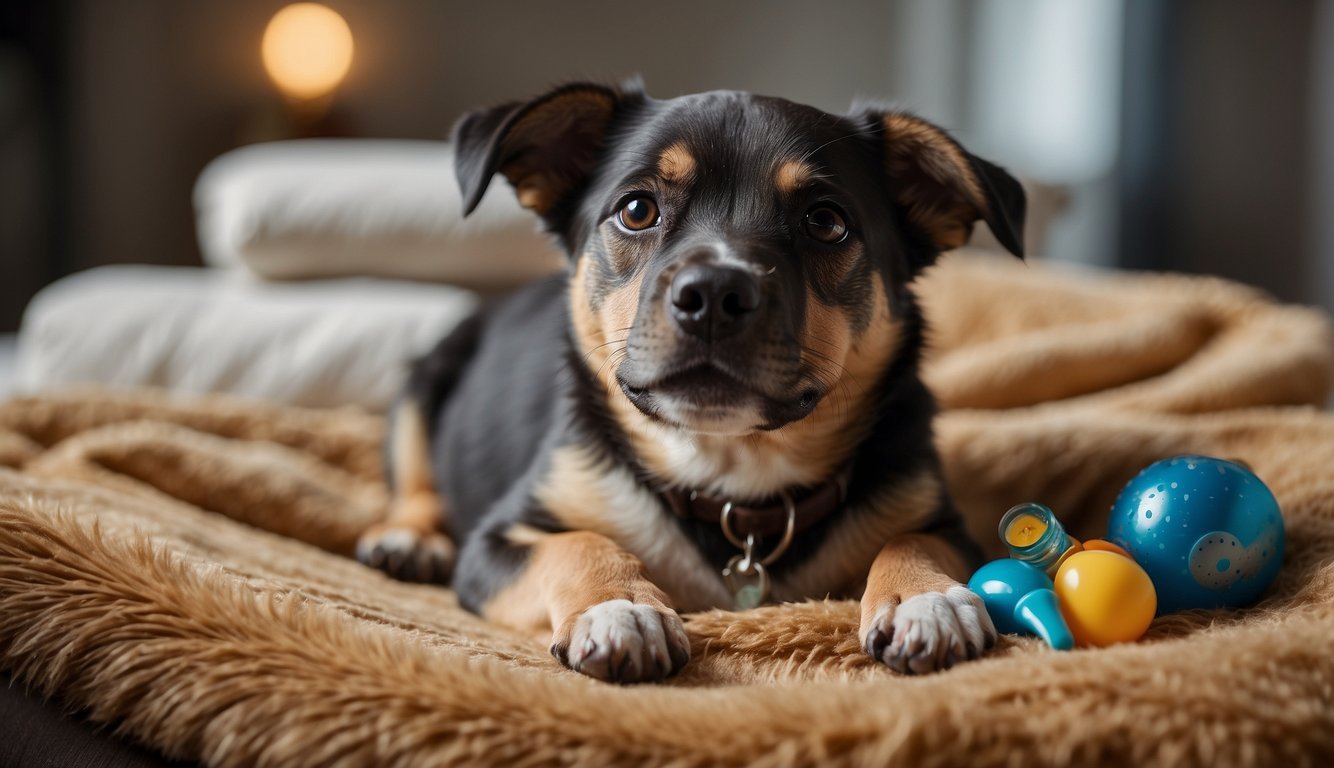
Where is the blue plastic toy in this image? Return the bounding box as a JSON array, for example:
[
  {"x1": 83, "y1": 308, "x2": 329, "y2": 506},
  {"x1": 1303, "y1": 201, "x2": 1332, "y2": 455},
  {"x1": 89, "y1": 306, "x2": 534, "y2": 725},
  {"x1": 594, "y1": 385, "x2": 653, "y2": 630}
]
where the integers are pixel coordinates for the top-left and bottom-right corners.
[
  {"x1": 1107, "y1": 455, "x2": 1285, "y2": 614},
  {"x1": 968, "y1": 559, "x2": 1074, "y2": 650}
]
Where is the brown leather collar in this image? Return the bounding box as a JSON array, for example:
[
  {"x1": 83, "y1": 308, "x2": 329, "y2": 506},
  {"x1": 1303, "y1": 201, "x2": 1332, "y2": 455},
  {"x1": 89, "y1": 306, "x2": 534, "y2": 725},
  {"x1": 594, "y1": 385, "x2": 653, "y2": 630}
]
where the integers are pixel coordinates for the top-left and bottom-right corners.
[{"x1": 660, "y1": 473, "x2": 849, "y2": 539}]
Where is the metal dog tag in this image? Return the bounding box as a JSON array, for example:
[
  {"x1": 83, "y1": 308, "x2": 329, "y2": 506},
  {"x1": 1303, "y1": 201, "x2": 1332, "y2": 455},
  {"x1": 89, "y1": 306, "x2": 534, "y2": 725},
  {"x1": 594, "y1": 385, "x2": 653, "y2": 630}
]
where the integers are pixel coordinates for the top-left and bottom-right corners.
[{"x1": 723, "y1": 555, "x2": 769, "y2": 610}]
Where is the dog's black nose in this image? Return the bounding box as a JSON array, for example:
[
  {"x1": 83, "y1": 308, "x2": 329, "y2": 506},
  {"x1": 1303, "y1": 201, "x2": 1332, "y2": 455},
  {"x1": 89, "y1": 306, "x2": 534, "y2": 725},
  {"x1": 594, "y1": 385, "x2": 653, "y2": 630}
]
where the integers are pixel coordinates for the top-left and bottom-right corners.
[{"x1": 669, "y1": 264, "x2": 762, "y2": 341}]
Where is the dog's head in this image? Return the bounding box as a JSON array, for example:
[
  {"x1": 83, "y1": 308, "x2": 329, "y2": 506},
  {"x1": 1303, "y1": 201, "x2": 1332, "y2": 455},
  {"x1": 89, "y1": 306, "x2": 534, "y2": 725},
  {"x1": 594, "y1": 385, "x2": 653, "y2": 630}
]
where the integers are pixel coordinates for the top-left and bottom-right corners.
[{"x1": 455, "y1": 82, "x2": 1023, "y2": 474}]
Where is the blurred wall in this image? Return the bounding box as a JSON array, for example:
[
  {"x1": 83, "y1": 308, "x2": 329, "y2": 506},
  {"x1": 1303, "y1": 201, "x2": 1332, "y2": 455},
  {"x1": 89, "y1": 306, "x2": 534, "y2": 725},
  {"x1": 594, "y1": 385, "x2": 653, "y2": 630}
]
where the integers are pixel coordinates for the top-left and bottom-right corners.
[
  {"x1": 1120, "y1": 0, "x2": 1323, "y2": 311},
  {"x1": 1312, "y1": 0, "x2": 1334, "y2": 315},
  {"x1": 0, "y1": 3, "x2": 62, "y2": 333},
  {"x1": 0, "y1": 46, "x2": 48, "y2": 332}
]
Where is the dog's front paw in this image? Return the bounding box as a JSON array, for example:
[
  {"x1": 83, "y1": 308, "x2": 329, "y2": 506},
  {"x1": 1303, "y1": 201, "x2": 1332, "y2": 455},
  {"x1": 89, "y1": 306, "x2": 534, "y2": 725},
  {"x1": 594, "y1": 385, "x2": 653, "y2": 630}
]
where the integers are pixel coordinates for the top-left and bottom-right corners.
[
  {"x1": 356, "y1": 524, "x2": 455, "y2": 583},
  {"x1": 551, "y1": 599, "x2": 690, "y2": 683},
  {"x1": 861, "y1": 586, "x2": 997, "y2": 675}
]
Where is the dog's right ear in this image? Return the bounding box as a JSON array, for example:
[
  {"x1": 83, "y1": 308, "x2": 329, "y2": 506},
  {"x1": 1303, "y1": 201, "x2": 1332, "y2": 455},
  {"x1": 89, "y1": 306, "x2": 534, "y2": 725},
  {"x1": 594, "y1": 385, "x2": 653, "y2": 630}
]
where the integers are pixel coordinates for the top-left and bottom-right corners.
[{"x1": 453, "y1": 82, "x2": 623, "y2": 226}]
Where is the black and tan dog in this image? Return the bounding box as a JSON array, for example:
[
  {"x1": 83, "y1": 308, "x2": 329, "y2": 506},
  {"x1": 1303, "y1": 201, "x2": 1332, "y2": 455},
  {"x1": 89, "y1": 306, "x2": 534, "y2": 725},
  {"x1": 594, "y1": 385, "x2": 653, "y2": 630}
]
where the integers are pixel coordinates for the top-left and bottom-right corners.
[{"x1": 356, "y1": 81, "x2": 1025, "y2": 682}]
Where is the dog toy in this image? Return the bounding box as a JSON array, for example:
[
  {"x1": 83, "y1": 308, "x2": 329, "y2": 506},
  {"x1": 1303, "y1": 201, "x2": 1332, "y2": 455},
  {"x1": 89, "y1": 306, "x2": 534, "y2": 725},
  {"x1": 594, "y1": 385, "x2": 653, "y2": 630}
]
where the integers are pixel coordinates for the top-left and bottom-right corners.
[
  {"x1": 1052, "y1": 549, "x2": 1156, "y2": 646},
  {"x1": 998, "y1": 502, "x2": 1082, "y2": 575},
  {"x1": 1107, "y1": 455, "x2": 1284, "y2": 613},
  {"x1": 981, "y1": 501, "x2": 1154, "y2": 648},
  {"x1": 972, "y1": 455, "x2": 1284, "y2": 650},
  {"x1": 967, "y1": 559, "x2": 1074, "y2": 650}
]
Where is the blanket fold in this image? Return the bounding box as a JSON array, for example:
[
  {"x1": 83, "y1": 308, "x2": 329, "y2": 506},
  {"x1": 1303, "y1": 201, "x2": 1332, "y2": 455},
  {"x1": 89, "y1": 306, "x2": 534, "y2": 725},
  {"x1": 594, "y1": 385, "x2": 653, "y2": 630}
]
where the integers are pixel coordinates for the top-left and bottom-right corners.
[{"x1": 2, "y1": 255, "x2": 1332, "y2": 767}]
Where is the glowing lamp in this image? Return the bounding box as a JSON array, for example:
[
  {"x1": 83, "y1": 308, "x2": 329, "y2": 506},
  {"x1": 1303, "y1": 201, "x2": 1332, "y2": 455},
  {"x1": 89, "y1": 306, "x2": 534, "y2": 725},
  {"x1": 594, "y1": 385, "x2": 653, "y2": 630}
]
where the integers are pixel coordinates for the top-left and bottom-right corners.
[{"x1": 262, "y1": 3, "x2": 354, "y2": 101}]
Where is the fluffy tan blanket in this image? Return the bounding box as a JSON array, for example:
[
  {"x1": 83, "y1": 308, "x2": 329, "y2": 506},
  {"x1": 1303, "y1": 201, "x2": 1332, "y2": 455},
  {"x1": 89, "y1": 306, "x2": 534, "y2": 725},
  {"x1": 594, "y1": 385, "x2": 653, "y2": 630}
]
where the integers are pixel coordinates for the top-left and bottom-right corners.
[{"x1": 2, "y1": 254, "x2": 1333, "y2": 767}]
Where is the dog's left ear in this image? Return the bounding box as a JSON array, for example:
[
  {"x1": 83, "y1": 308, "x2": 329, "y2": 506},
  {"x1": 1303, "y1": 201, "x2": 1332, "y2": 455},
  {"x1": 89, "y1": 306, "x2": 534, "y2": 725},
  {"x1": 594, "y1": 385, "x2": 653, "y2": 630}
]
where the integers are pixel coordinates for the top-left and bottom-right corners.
[
  {"x1": 860, "y1": 110, "x2": 1026, "y2": 259},
  {"x1": 453, "y1": 82, "x2": 624, "y2": 227}
]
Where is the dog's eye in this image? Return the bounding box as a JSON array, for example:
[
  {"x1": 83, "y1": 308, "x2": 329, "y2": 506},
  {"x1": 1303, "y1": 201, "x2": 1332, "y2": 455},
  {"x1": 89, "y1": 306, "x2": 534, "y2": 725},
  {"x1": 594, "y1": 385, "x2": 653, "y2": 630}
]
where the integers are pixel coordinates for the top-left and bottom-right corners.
[
  {"x1": 803, "y1": 205, "x2": 849, "y2": 244},
  {"x1": 616, "y1": 197, "x2": 660, "y2": 232}
]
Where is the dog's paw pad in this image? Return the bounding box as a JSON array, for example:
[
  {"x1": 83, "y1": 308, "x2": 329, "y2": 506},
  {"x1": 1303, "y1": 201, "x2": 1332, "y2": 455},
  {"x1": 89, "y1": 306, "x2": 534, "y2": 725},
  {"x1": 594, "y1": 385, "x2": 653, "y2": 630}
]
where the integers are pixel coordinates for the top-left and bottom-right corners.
[
  {"x1": 553, "y1": 599, "x2": 690, "y2": 683},
  {"x1": 862, "y1": 586, "x2": 996, "y2": 675},
  {"x1": 356, "y1": 525, "x2": 455, "y2": 583}
]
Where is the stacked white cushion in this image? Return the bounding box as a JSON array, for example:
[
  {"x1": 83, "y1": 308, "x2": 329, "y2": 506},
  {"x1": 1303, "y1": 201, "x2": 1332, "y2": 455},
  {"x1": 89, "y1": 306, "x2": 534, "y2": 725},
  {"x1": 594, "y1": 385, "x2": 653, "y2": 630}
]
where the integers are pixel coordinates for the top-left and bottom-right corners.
[
  {"x1": 17, "y1": 266, "x2": 477, "y2": 410},
  {"x1": 193, "y1": 139, "x2": 563, "y2": 288}
]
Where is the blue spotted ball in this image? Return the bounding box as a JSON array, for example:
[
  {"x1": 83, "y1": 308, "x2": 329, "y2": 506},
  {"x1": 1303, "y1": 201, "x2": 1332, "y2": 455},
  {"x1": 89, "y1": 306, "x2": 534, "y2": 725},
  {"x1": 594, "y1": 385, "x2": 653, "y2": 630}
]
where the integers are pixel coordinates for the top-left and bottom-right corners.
[{"x1": 1107, "y1": 455, "x2": 1284, "y2": 614}]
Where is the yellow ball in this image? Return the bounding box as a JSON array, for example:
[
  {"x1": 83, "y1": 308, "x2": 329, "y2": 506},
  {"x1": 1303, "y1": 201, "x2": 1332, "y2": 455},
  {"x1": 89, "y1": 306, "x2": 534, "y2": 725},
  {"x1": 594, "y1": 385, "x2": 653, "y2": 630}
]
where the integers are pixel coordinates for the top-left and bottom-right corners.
[{"x1": 1054, "y1": 550, "x2": 1156, "y2": 647}]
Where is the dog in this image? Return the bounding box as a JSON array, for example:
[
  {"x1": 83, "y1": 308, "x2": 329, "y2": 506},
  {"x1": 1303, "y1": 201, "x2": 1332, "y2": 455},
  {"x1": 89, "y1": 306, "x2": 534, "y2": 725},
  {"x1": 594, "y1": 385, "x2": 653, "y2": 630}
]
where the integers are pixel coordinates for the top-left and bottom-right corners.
[{"x1": 356, "y1": 80, "x2": 1025, "y2": 682}]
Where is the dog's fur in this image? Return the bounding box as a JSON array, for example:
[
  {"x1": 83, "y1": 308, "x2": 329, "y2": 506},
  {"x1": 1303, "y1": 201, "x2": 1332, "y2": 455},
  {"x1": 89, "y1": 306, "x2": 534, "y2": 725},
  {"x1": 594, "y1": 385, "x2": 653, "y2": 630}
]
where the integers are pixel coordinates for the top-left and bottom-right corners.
[{"x1": 356, "y1": 81, "x2": 1026, "y2": 682}]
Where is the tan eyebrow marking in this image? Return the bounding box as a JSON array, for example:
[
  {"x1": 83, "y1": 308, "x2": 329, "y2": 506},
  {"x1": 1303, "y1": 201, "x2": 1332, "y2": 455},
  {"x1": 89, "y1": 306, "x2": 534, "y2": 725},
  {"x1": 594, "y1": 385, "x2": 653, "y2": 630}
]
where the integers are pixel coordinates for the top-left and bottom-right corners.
[
  {"x1": 657, "y1": 143, "x2": 697, "y2": 184},
  {"x1": 882, "y1": 114, "x2": 987, "y2": 210},
  {"x1": 776, "y1": 158, "x2": 819, "y2": 195}
]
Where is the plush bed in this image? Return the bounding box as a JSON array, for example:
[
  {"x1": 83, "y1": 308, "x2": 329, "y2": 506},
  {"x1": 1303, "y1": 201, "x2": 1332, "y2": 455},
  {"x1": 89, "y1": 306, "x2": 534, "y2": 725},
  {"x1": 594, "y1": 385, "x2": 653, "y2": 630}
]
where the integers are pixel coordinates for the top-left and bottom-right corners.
[{"x1": 2, "y1": 254, "x2": 1332, "y2": 767}]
